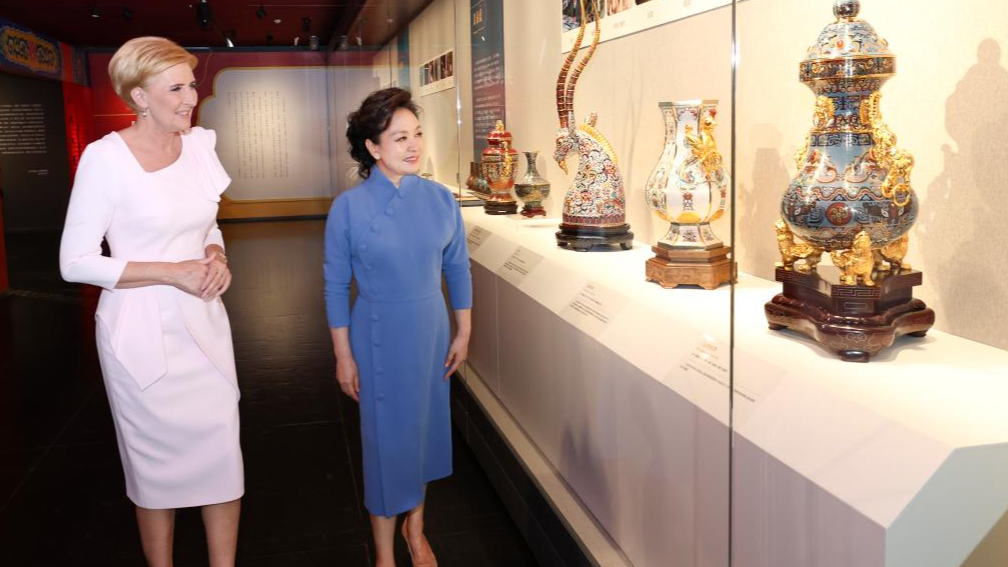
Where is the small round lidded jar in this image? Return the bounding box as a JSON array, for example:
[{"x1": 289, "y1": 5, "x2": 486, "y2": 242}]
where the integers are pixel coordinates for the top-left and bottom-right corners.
[{"x1": 782, "y1": 0, "x2": 917, "y2": 253}]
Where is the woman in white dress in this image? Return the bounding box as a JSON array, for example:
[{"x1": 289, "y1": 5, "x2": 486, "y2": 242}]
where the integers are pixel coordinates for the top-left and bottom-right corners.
[{"x1": 59, "y1": 37, "x2": 243, "y2": 567}]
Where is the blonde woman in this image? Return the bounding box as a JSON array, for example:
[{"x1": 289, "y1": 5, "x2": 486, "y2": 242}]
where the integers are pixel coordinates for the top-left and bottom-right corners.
[{"x1": 59, "y1": 37, "x2": 242, "y2": 566}]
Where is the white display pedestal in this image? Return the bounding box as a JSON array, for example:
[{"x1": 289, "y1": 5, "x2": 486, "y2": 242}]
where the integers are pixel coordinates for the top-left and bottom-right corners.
[{"x1": 460, "y1": 208, "x2": 1008, "y2": 567}]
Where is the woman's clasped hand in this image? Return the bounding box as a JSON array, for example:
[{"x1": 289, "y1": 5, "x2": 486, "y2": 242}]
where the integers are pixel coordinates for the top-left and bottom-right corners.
[{"x1": 169, "y1": 253, "x2": 231, "y2": 300}]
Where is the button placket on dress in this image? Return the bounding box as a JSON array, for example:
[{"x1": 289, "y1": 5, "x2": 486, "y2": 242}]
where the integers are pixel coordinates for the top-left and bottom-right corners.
[
  {"x1": 364, "y1": 191, "x2": 400, "y2": 511},
  {"x1": 361, "y1": 219, "x2": 383, "y2": 403}
]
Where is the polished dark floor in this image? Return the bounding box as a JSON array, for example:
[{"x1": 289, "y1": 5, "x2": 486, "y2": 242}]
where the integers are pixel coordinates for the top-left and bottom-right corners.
[{"x1": 0, "y1": 220, "x2": 539, "y2": 567}]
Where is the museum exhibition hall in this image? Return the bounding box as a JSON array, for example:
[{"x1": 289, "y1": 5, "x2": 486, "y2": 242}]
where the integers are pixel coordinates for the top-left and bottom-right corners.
[{"x1": 0, "y1": 0, "x2": 1006, "y2": 565}]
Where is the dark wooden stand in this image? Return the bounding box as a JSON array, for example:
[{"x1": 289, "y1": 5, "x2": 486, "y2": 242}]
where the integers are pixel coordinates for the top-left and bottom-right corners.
[
  {"x1": 645, "y1": 245, "x2": 734, "y2": 290},
  {"x1": 556, "y1": 223, "x2": 633, "y2": 252},
  {"x1": 484, "y1": 200, "x2": 518, "y2": 215},
  {"x1": 765, "y1": 265, "x2": 935, "y2": 362},
  {"x1": 520, "y1": 206, "x2": 546, "y2": 218}
]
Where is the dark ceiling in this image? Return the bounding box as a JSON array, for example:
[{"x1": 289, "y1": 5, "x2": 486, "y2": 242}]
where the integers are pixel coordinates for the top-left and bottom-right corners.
[{"x1": 0, "y1": 0, "x2": 433, "y2": 50}]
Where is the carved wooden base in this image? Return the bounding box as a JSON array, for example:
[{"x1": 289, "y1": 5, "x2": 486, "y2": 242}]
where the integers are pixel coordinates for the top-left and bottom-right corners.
[
  {"x1": 556, "y1": 223, "x2": 633, "y2": 252},
  {"x1": 765, "y1": 265, "x2": 935, "y2": 362},
  {"x1": 645, "y1": 245, "x2": 734, "y2": 290},
  {"x1": 484, "y1": 200, "x2": 518, "y2": 215},
  {"x1": 520, "y1": 206, "x2": 546, "y2": 218}
]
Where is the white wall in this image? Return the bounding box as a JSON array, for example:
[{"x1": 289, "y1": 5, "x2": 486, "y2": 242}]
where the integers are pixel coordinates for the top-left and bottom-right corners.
[
  {"x1": 408, "y1": 0, "x2": 462, "y2": 188},
  {"x1": 328, "y1": 50, "x2": 393, "y2": 195}
]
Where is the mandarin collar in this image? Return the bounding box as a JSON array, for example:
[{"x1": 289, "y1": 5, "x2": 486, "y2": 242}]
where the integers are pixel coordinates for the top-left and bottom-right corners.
[{"x1": 368, "y1": 166, "x2": 418, "y2": 195}]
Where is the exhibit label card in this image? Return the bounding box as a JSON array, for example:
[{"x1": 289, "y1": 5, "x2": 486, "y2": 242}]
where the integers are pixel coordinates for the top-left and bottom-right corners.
[
  {"x1": 666, "y1": 334, "x2": 732, "y2": 424},
  {"x1": 466, "y1": 225, "x2": 492, "y2": 252},
  {"x1": 559, "y1": 282, "x2": 630, "y2": 337},
  {"x1": 666, "y1": 334, "x2": 780, "y2": 426},
  {"x1": 681, "y1": 338, "x2": 730, "y2": 389},
  {"x1": 496, "y1": 246, "x2": 544, "y2": 288}
]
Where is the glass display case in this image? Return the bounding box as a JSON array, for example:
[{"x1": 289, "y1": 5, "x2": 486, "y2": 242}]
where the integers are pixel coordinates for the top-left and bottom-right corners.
[
  {"x1": 346, "y1": 1, "x2": 1008, "y2": 565},
  {"x1": 451, "y1": 1, "x2": 735, "y2": 566}
]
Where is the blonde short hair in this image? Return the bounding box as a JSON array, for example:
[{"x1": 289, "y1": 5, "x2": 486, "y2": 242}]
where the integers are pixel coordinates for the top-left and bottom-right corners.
[{"x1": 108, "y1": 37, "x2": 197, "y2": 111}]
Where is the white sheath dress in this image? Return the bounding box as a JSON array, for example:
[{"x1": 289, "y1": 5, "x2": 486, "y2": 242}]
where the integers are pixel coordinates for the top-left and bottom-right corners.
[{"x1": 59, "y1": 126, "x2": 244, "y2": 509}]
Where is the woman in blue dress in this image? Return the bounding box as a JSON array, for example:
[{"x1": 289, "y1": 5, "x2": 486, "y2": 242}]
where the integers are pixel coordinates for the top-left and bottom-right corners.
[{"x1": 325, "y1": 88, "x2": 472, "y2": 567}]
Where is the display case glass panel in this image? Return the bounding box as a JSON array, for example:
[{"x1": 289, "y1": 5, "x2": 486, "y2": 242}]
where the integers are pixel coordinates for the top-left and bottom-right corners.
[
  {"x1": 452, "y1": 1, "x2": 736, "y2": 566},
  {"x1": 732, "y1": 1, "x2": 1008, "y2": 566}
]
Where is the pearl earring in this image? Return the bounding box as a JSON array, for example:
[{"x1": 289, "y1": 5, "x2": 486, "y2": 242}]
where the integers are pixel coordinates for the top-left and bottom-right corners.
[{"x1": 140, "y1": 107, "x2": 149, "y2": 118}]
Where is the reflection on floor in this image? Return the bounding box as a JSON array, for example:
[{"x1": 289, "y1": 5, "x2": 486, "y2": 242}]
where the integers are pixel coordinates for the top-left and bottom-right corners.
[{"x1": 0, "y1": 219, "x2": 539, "y2": 567}]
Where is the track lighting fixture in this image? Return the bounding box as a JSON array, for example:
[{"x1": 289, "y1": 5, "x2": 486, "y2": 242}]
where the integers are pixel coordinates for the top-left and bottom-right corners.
[
  {"x1": 122, "y1": 7, "x2": 133, "y2": 21},
  {"x1": 302, "y1": 17, "x2": 312, "y2": 33},
  {"x1": 196, "y1": 0, "x2": 212, "y2": 29},
  {"x1": 255, "y1": 5, "x2": 266, "y2": 20},
  {"x1": 90, "y1": 6, "x2": 101, "y2": 18}
]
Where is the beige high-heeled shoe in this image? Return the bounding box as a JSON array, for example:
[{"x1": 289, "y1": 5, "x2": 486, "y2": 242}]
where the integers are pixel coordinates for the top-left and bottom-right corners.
[{"x1": 401, "y1": 520, "x2": 438, "y2": 567}]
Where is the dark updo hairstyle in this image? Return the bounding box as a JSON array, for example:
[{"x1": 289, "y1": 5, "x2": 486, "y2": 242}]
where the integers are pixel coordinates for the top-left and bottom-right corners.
[{"x1": 346, "y1": 87, "x2": 421, "y2": 179}]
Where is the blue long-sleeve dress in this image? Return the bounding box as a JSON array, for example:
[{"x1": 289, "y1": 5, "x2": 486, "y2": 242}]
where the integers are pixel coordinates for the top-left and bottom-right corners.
[{"x1": 324, "y1": 167, "x2": 472, "y2": 517}]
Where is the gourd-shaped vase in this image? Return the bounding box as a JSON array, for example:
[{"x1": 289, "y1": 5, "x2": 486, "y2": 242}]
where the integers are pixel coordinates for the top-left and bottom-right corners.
[
  {"x1": 482, "y1": 121, "x2": 519, "y2": 215},
  {"x1": 644, "y1": 100, "x2": 728, "y2": 250},
  {"x1": 465, "y1": 161, "x2": 479, "y2": 192},
  {"x1": 782, "y1": 0, "x2": 917, "y2": 255},
  {"x1": 466, "y1": 161, "x2": 490, "y2": 199},
  {"x1": 513, "y1": 151, "x2": 551, "y2": 218}
]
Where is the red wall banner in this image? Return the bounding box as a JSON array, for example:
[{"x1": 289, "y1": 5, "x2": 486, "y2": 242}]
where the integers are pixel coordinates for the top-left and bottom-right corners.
[{"x1": 62, "y1": 81, "x2": 93, "y2": 180}]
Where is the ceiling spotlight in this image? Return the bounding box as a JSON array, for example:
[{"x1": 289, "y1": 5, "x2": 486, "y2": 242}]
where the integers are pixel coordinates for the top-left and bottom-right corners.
[
  {"x1": 225, "y1": 37, "x2": 235, "y2": 48},
  {"x1": 302, "y1": 17, "x2": 312, "y2": 33},
  {"x1": 274, "y1": 18, "x2": 282, "y2": 24},
  {"x1": 255, "y1": 5, "x2": 266, "y2": 19},
  {"x1": 122, "y1": 8, "x2": 133, "y2": 21},
  {"x1": 196, "y1": 0, "x2": 212, "y2": 29},
  {"x1": 90, "y1": 6, "x2": 101, "y2": 18},
  {"x1": 225, "y1": 29, "x2": 236, "y2": 48}
]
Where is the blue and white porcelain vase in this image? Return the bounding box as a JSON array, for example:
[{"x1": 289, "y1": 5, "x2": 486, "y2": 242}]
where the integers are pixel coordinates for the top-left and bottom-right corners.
[{"x1": 782, "y1": 0, "x2": 917, "y2": 260}]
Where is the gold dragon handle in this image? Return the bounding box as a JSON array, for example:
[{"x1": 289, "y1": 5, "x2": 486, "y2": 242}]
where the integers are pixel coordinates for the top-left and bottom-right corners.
[
  {"x1": 795, "y1": 96, "x2": 835, "y2": 172},
  {"x1": 861, "y1": 91, "x2": 914, "y2": 208},
  {"x1": 684, "y1": 111, "x2": 724, "y2": 181}
]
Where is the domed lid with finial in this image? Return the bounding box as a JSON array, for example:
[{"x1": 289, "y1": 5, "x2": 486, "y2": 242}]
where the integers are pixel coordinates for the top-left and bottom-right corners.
[
  {"x1": 801, "y1": 0, "x2": 895, "y2": 84},
  {"x1": 485, "y1": 120, "x2": 513, "y2": 147},
  {"x1": 804, "y1": 0, "x2": 892, "y2": 62}
]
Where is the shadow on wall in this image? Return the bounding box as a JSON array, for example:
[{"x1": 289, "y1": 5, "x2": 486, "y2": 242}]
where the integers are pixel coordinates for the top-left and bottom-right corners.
[
  {"x1": 740, "y1": 126, "x2": 791, "y2": 280},
  {"x1": 918, "y1": 38, "x2": 1008, "y2": 350}
]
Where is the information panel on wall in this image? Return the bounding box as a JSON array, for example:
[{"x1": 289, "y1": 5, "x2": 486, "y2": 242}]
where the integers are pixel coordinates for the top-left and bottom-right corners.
[
  {"x1": 197, "y1": 67, "x2": 332, "y2": 202},
  {"x1": 0, "y1": 71, "x2": 71, "y2": 233},
  {"x1": 470, "y1": 0, "x2": 506, "y2": 162},
  {"x1": 561, "y1": 0, "x2": 733, "y2": 52}
]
